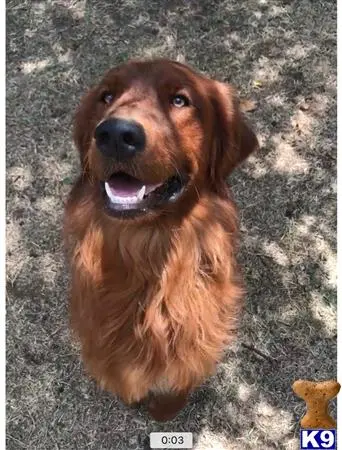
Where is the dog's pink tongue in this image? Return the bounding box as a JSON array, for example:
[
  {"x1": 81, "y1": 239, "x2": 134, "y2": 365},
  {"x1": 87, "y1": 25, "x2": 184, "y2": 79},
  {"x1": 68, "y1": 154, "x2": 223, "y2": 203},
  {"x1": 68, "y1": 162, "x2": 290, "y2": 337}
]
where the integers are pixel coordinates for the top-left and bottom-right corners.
[{"x1": 108, "y1": 173, "x2": 143, "y2": 197}]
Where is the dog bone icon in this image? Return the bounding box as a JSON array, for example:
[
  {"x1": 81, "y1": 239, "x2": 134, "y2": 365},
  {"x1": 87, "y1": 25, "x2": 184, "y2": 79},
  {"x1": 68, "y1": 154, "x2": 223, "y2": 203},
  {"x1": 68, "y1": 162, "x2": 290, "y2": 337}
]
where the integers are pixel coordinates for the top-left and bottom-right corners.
[{"x1": 292, "y1": 379, "x2": 340, "y2": 429}]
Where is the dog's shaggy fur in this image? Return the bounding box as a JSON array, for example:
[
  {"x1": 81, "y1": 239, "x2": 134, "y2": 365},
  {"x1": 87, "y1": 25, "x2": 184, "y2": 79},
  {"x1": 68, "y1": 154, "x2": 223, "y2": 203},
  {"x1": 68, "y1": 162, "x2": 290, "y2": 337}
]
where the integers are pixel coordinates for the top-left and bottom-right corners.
[{"x1": 64, "y1": 59, "x2": 258, "y2": 421}]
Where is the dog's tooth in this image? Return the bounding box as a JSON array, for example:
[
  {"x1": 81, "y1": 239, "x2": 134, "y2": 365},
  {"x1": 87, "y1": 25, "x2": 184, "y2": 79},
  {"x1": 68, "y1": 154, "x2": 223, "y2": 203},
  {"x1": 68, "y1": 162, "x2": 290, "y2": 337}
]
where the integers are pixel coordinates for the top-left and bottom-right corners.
[
  {"x1": 137, "y1": 185, "x2": 146, "y2": 201},
  {"x1": 105, "y1": 183, "x2": 142, "y2": 205},
  {"x1": 113, "y1": 196, "x2": 130, "y2": 204},
  {"x1": 104, "y1": 182, "x2": 116, "y2": 203},
  {"x1": 122, "y1": 196, "x2": 136, "y2": 204},
  {"x1": 113, "y1": 195, "x2": 137, "y2": 204}
]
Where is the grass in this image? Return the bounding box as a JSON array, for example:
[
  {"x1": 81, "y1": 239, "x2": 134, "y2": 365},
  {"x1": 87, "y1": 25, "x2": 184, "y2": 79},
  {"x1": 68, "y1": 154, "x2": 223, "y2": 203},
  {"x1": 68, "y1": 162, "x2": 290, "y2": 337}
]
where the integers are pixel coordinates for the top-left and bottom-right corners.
[{"x1": 6, "y1": 0, "x2": 336, "y2": 449}]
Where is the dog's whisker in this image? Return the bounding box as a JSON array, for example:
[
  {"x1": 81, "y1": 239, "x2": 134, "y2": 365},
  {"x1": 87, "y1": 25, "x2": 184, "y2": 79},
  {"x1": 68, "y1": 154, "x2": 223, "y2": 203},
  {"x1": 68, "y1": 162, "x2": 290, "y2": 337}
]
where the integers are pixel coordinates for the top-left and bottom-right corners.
[{"x1": 193, "y1": 182, "x2": 201, "y2": 201}]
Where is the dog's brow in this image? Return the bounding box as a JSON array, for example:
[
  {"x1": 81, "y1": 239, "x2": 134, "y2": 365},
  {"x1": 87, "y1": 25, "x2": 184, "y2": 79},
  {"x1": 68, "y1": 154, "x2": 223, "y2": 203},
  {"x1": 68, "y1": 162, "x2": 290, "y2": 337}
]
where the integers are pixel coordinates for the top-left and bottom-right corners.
[{"x1": 114, "y1": 84, "x2": 157, "y2": 106}]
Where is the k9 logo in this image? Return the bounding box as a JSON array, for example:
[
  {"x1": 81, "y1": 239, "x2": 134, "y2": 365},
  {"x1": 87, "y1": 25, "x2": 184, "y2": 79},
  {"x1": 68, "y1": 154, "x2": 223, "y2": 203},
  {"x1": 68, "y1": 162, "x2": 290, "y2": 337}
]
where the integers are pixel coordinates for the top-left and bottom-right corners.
[{"x1": 300, "y1": 430, "x2": 336, "y2": 449}]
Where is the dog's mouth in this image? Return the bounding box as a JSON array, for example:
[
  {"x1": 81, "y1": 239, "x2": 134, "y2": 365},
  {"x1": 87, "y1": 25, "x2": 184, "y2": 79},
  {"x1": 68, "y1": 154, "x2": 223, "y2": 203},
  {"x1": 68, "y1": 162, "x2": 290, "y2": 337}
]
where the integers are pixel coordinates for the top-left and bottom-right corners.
[{"x1": 101, "y1": 171, "x2": 188, "y2": 217}]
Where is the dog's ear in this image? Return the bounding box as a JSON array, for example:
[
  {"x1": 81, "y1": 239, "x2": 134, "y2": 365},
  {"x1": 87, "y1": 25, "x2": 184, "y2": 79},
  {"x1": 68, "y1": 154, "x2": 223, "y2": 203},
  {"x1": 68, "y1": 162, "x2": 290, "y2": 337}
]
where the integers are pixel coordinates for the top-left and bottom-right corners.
[
  {"x1": 209, "y1": 81, "x2": 259, "y2": 188},
  {"x1": 73, "y1": 86, "x2": 101, "y2": 164}
]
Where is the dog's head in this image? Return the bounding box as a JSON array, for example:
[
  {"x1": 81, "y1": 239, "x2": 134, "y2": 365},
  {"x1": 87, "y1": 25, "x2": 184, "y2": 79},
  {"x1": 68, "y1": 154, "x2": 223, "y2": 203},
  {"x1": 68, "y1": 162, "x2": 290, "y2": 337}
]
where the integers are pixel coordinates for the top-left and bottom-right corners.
[{"x1": 74, "y1": 59, "x2": 258, "y2": 220}]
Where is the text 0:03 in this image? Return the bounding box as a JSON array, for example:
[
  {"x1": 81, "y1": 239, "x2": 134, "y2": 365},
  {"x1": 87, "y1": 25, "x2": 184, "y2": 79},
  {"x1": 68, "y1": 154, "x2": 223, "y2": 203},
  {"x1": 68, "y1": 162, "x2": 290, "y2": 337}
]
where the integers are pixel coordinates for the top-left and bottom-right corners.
[{"x1": 150, "y1": 432, "x2": 193, "y2": 448}]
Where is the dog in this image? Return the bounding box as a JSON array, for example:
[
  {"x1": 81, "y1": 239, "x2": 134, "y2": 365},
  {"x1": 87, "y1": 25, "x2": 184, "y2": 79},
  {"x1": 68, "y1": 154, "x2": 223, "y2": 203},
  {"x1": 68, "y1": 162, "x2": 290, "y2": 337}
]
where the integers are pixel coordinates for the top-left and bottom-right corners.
[{"x1": 64, "y1": 59, "x2": 258, "y2": 421}]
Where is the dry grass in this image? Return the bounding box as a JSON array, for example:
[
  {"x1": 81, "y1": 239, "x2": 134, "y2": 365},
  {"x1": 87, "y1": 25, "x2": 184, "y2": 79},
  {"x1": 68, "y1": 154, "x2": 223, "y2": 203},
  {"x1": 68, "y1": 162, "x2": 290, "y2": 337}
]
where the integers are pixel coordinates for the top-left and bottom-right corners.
[{"x1": 6, "y1": 0, "x2": 336, "y2": 449}]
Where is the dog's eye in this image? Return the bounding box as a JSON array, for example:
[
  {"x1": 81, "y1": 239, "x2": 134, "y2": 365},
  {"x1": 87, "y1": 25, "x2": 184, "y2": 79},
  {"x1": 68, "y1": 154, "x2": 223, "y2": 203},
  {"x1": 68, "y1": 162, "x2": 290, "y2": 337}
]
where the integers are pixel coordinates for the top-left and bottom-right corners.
[
  {"x1": 171, "y1": 94, "x2": 190, "y2": 108},
  {"x1": 101, "y1": 92, "x2": 114, "y2": 105}
]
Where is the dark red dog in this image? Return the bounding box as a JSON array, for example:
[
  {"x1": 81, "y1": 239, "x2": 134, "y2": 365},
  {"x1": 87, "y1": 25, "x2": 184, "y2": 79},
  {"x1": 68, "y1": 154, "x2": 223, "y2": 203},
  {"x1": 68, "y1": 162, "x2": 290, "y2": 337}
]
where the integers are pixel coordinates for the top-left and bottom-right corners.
[{"x1": 64, "y1": 59, "x2": 258, "y2": 421}]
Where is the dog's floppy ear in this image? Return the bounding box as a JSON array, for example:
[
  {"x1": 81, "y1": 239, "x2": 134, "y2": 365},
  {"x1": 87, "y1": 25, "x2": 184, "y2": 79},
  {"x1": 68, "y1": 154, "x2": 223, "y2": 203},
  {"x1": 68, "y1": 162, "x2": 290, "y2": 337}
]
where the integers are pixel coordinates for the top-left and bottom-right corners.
[
  {"x1": 73, "y1": 87, "x2": 100, "y2": 164},
  {"x1": 209, "y1": 81, "x2": 259, "y2": 188}
]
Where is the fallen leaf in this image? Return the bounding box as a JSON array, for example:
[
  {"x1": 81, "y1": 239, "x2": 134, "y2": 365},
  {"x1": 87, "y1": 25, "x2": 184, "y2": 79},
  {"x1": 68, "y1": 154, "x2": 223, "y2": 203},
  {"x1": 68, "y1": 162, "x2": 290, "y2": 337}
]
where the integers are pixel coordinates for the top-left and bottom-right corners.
[
  {"x1": 240, "y1": 99, "x2": 258, "y2": 112},
  {"x1": 253, "y1": 80, "x2": 263, "y2": 88}
]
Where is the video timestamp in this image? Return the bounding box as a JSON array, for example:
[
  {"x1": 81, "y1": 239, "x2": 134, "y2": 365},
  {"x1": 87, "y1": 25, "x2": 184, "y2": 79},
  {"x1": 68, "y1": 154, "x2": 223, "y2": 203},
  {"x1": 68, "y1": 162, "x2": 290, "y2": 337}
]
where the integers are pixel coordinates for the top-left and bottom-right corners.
[{"x1": 150, "y1": 432, "x2": 193, "y2": 448}]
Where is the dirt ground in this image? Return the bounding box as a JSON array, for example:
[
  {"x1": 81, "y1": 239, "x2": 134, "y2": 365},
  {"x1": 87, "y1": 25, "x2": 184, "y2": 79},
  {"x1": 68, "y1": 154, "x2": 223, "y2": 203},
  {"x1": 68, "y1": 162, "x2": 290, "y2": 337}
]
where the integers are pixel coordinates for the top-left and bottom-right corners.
[{"x1": 6, "y1": 0, "x2": 337, "y2": 449}]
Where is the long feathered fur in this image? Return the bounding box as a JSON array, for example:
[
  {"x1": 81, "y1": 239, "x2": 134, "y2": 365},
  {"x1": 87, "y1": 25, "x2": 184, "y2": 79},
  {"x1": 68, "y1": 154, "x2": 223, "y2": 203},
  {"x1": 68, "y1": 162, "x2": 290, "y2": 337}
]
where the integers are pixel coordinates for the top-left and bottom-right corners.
[
  {"x1": 65, "y1": 181, "x2": 243, "y2": 403},
  {"x1": 64, "y1": 59, "x2": 258, "y2": 410}
]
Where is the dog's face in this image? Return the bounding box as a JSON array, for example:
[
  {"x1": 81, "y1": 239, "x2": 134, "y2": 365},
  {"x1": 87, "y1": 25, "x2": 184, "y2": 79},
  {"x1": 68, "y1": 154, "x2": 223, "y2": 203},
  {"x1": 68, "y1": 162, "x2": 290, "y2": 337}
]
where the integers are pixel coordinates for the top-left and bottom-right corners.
[{"x1": 74, "y1": 59, "x2": 258, "y2": 220}]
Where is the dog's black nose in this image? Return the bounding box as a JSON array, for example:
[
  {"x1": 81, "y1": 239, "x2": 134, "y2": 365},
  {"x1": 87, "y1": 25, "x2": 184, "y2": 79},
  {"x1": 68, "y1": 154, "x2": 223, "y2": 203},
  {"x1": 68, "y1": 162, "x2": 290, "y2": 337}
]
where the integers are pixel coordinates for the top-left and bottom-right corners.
[{"x1": 95, "y1": 118, "x2": 146, "y2": 161}]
